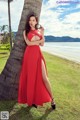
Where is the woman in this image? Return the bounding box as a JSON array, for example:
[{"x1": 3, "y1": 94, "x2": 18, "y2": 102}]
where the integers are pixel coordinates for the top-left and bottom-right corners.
[{"x1": 18, "y1": 13, "x2": 56, "y2": 110}]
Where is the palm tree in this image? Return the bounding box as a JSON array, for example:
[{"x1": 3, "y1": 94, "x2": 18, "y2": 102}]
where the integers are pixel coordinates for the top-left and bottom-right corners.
[
  {"x1": 0, "y1": 0, "x2": 43, "y2": 100},
  {"x1": 8, "y1": 0, "x2": 13, "y2": 51},
  {"x1": 0, "y1": 25, "x2": 9, "y2": 33},
  {"x1": 0, "y1": 0, "x2": 13, "y2": 51}
]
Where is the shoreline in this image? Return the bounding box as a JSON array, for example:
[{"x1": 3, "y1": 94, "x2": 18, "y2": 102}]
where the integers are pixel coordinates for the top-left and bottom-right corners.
[
  {"x1": 42, "y1": 50, "x2": 80, "y2": 65},
  {"x1": 40, "y1": 42, "x2": 80, "y2": 64}
]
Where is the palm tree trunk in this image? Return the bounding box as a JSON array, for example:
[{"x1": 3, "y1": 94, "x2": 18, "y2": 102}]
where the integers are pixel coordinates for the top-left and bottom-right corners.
[
  {"x1": 8, "y1": 0, "x2": 12, "y2": 51},
  {"x1": 0, "y1": 0, "x2": 43, "y2": 100}
]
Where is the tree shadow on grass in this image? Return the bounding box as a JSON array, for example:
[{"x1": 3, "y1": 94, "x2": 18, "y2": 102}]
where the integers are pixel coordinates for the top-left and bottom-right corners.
[
  {"x1": 38, "y1": 107, "x2": 54, "y2": 120},
  {"x1": 9, "y1": 104, "x2": 54, "y2": 120},
  {"x1": 0, "y1": 101, "x2": 54, "y2": 120},
  {"x1": 0, "y1": 52, "x2": 9, "y2": 58},
  {"x1": 9, "y1": 105, "x2": 33, "y2": 120},
  {"x1": 0, "y1": 100, "x2": 16, "y2": 112},
  {"x1": 0, "y1": 55, "x2": 9, "y2": 58}
]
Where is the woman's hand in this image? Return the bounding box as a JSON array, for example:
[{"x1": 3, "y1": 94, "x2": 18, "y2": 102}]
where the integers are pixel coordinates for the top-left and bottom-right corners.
[
  {"x1": 39, "y1": 26, "x2": 44, "y2": 36},
  {"x1": 39, "y1": 27, "x2": 45, "y2": 46},
  {"x1": 39, "y1": 39, "x2": 45, "y2": 46}
]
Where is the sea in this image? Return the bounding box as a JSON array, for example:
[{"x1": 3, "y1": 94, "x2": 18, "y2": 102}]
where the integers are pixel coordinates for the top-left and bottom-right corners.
[{"x1": 40, "y1": 42, "x2": 80, "y2": 64}]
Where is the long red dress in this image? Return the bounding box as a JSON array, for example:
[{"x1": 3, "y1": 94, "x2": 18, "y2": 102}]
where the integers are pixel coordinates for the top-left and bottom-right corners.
[{"x1": 18, "y1": 29, "x2": 52, "y2": 106}]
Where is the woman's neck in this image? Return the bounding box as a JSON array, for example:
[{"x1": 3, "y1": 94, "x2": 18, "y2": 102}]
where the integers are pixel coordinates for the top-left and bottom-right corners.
[{"x1": 31, "y1": 27, "x2": 36, "y2": 30}]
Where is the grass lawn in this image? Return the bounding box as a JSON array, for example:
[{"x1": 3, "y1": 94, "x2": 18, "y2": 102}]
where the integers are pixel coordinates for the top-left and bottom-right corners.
[
  {"x1": 0, "y1": 52, "x2": 80, "y2": 120},
  {"x1": 0, "y1": 49, "x2": 10, "y2": 73}
]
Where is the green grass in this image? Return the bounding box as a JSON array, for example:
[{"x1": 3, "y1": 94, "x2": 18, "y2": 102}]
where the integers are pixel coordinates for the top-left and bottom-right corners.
[
  {"x1": 0, "y1": 52, "x2": 80, "y2": 120},
  {"x1": 0, "y1": 49, "x2": 9, "y2": 73},
  {"x1": 0, "y1": 43, "x2": 10, "y2": 50}
]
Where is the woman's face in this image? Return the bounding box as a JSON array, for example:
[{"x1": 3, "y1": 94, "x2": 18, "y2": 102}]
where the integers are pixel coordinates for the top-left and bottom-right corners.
[{"x1": 29, "y1": 16, "x2": 37, "y2": 29}]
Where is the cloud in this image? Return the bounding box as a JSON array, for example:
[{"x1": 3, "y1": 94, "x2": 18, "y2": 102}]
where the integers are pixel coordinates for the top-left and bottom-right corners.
[
  {"x1": 10, "y1": 0, "x2": 24, "y2": 31},
  {"x1": 0, "y1": 0, "x2": 24, "y2": 31},
  {"x1": 0, "y1": 2, "x2": 8, "y2": 24},
  {"x1": 0, "y1": 0, "x2": 80, "y2": 38},
  {"x1": 40, "y1": 0, "x2": 80, "y2": 38}
]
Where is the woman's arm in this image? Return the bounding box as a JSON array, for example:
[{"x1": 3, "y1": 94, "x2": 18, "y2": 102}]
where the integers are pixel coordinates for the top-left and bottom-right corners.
[
  {"x1": 23, "y1": 30, "x2": 40, "y2": 46},
  {"x1": 40, "y1": 36, "x2": 45, "y2": 46},
  {"x1": 39, "y1": 27, "x2": 45, "y2": 46}
]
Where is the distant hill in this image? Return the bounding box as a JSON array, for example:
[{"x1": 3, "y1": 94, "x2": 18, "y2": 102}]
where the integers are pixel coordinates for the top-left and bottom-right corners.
[
  {"x1": 13, "y1": 32, "x2": 80, "y2": 42},
  {"x1": 45, "y1": 36, "x2": 80, "y2": 42}
]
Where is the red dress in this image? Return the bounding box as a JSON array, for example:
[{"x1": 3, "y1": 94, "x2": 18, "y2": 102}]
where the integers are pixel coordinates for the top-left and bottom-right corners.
[{"x1": 18, "y1": 29, "x2": 52, "y2": 106}]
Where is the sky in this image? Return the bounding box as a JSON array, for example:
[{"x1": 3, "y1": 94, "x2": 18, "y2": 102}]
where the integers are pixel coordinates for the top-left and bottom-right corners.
[{"x1": 0, "y1": 0, "x2": 80, "y2": 38}]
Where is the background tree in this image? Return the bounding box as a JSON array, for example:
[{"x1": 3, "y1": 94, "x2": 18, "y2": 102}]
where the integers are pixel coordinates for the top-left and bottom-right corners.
[
  {"x1": 0, "y1": 25, "x2": 9, "y2": 44},
  {"x1": 0, "y1": 0, "x2": 13, "y2": 51},
  {"x1": 0, "y1": 25, "x2": 9, "y2": 33},
  {"x1": 0, "y1": 0, "x2": 43, "y2": 100}
]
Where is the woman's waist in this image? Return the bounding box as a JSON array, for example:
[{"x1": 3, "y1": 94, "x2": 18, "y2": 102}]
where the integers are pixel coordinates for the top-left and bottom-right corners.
[
  {"x1": 26, "y1": 45, "x2": 41, "y2": 50},
  {"x1": 27, "y1": 45, "x2": 40, "y2": 48},
  {"x1": 25, "y1": 45, "x2": 41, "y2": 54}
]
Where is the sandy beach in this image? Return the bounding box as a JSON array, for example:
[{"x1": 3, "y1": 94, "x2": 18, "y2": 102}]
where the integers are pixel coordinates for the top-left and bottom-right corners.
[{"x1": 41, "y1": 42, "x2": 80, "y2": 64}]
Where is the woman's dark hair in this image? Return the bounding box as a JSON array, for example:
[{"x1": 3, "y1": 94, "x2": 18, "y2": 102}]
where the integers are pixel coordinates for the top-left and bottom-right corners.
[{"x1": 25, "y1": 13, "x2": 39, "y2": 36}]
